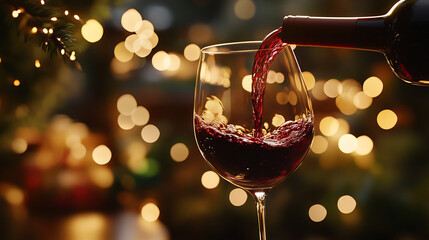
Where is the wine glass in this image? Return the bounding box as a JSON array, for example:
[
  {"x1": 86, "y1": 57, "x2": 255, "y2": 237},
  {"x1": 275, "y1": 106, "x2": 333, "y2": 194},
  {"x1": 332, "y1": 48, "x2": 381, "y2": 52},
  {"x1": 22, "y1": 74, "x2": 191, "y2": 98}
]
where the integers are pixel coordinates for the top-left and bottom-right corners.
[{"x1": 193, "y1": 41, "x2": 314, "y2": 240}]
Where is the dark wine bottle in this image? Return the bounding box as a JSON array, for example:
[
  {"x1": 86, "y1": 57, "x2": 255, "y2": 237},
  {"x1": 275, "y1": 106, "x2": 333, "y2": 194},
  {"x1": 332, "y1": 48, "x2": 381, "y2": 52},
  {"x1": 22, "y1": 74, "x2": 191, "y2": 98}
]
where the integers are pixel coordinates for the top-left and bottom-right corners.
[{"x1": 281, "y1": 0, "x2": 429, "y2": 86}]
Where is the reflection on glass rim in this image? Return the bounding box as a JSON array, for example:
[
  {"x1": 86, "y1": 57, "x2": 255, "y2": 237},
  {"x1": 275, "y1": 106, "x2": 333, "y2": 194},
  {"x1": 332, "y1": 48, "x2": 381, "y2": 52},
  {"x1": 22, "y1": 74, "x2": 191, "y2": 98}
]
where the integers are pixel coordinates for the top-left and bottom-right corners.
[{"x1": 201, "y1": 41, "x2": 290, "y2": 54}]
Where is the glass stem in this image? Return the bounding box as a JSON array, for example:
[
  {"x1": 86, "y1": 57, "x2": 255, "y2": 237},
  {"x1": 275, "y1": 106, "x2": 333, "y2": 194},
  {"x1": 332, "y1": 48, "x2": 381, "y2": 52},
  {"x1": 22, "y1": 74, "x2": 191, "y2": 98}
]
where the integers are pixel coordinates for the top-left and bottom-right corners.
[{"x1": 251, "y1": 190, "x2": 268, "y2": 240}]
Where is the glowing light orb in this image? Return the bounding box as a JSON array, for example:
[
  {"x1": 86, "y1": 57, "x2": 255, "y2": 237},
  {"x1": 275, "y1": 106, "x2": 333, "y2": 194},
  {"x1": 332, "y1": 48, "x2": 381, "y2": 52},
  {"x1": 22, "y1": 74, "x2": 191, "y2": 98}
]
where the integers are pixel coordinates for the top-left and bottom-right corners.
[
  {"x1": 337, "y1": 195, "x2": 357, "y2": 214},
  {"x1": 201, "y1": 171, "x2": 220, "y2": 189},
  {"x1": 92, "y1": 145, "x2": 112, "y2": 165},
  {"x1": 309, "y1": 204, "x2": 327, "y2": 222},
  {"x1": 141, "y1": 203, "x2": 160, "y2": 222}
]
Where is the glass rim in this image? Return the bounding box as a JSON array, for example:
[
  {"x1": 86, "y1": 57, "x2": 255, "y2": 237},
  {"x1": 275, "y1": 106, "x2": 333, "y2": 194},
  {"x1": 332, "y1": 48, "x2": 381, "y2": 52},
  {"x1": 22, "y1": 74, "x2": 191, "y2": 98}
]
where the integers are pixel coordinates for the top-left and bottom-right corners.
[{"x1": 201, "y1": 41, "x2": 290, "y2": 54}]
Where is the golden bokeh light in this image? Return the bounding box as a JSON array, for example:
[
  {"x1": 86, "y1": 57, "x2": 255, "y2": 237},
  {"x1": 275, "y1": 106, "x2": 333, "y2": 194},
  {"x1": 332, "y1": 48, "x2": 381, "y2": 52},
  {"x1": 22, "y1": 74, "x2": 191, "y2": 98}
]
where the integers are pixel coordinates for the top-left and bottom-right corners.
[
  {"x1": 131, "y1": 106, "x2": 150, "y2": 126},
  {"x1": 92, "y1": 145, "x2": 112, "y2": 165},
  {"x1": 338, "y1": 134, "x2": 358, "y2": 154},
  {"x1": 139, "y1": 38, "x2": 152, "y2": 51},
  {"x1": 267, "y1": 71, "x2": 284, "y2": 84},
  {"x1": 342, "y1": 78, "x2": 360, "y2": 92},
  {"x1": 13, "y1": 79, "x2": 20, "y2": 86},
  {"x1": 125, "y1": 34, "x2": 140, "y2": 53},
  {"x1": 141, "y1": 124, "x2": 160, "y2": 143},
  {"x1": 89, "y1": 166, "x2": 114, "y2": 188},
  {"x1": 334, "y1": 118, "x2": 350, "y2": 137},
  {"x1": 114, "y1": 41, "x2": 133, "y2": 62},
  {"x1": 311, "y1": 135, "x2": 328, "y2": 154},
  {"x1": 337, "y1": 195, "x2": 357, "y2": 214},
  {"x1": 234, "y1": 0, "x2": 256, "y2": 20},
  {"x1": 167, "y1": 53, "x2": 181, "y2": 71},
  {"x1": 324, "y1": 79, "x2": 342, "y2": 98},
  {"x1": 12, "y1": 10, "x2": 20, "y2": 18},
  {"x1": 288, "y1": 91, "x2": 298, "y2": 105},
  {"x1": 118, "y1": 114, "x2": 135, "y2": 130},
  {"x1": 66, "y1": 134, "x2": 81, "y2": 148},
  {"x1": 242, "y1": 75, "x2": 252, "y2": 93},
  {"x1": 275, "y1": 72, "x2": 285, "y2": 83},
  {"x1": 276, "y1": 92, "x2": 288, "y2": 105},
  {"x1": 202, "y1": 111, "x2": 215, "y2": 123},
  {"x1": 229, "y1": 188, "x2": 248, "y2": 207},
  {"x1": 201, "y1": 171, "x2": 220, "y2": 189},
  {"x1": 69, "y1": 51, "x2": 76, "y2": 61},
  {"x1": 121, "y1": 9, "x2": 142, "y2": 32},
  {"x1": 170, "y1": 143, "x2": 189, "y2": 162},
  {"x1": 135, "y1": 47, "x2": 151, "y2": 58},
  {"x1": 309, "y1": 204, "x2": 327, "y2": 222},
  {"x1": 63, "y1": 213, "x2": 107, "y2": 240},
  {"x1": 319, "y1": 116, "x2": 339, "y2": 136},
  {"x1": 4, "y1": 186, "x2": 24, "y2": 206},
  {"x1": 35, "y1": 59, "x2": 41, "y2": 68},
  {"x1": 302, "y1": 71, "x2": 315, "y2": 90},
  {"x1": 81, "y1": 19, "x2": 104, "y2": 43},
  {"x1": 355, "y1": 135, "x2": 373, "y2": 155},
  {"x1": 117, "y1": 94, "x2": 137, "y2": 115},
  {"x1": 272, "y1": 114, "x2": 285, "y2": 127},
  {"x1": 336, "y1": 93, "x2": 357, "y2": 115},
  {"x1": 266, "y1": 70, "x2": 276, "y2": 84},
  {"x1": 141, "y1": 202, "x2": 160, "y2": 222},
  {"x1": 353, "y1": 91, "x2": 373, "y2": 110},
  {"x1": 70, "y1": 143, "x2": 87, "y2": 160},
  {"x1": 152, "y1": 51, "x2": 170, "y2": 71},
  {"x1": 377, "y1": 109, "x2": 398, "y2": 130},
  {"x1": 205, "y1": 98, "x2": 223, "y2": 115},
  {"x1": 135, "y1": 20, "x2": 154, "y2": 38},
  {"x1": 184, "y1": 44, "x2": 201, "y2": 61},
  {"x1": 200, "y1": 64, "x2": 231, "y2": 87},
  {"x1": 312, "y1": 80, "x2": 328, "y2": 101},
  {"x1": 11, "y1": 138, "x2": 28, "y2": 154},
  {"x1": 363, "y1": 76, "x2": 383, "y2": 98},
  {"x1": 148, "y1": 33, "x2": 159, "y2": 48}
]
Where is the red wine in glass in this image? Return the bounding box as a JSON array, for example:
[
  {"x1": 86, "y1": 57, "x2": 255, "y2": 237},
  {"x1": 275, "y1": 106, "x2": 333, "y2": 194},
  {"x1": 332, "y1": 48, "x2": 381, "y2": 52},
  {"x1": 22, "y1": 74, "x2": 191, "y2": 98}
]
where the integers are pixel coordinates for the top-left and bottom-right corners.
[
  {"x1": 194, "y1": 115, "x2": 313, "y2": 189},
  {"x1": 195, "y1": 27, "x2": 312, "y2": 189}
]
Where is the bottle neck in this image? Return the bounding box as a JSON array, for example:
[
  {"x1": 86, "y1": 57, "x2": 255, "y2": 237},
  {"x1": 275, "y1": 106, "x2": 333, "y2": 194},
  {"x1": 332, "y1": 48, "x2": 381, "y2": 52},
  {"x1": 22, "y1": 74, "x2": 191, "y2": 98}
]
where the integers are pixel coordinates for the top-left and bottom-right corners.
[{"x1": 282, "y1": 15, "x2": 387, "y2": 52}]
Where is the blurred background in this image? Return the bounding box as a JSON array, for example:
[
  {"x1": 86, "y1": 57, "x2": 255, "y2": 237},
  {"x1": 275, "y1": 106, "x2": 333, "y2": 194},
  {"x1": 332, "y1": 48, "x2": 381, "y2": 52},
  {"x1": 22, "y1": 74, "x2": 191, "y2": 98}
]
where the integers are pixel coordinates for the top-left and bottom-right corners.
[{"x1": 1, "y1": 0, "x2": 429, "y2": 239}]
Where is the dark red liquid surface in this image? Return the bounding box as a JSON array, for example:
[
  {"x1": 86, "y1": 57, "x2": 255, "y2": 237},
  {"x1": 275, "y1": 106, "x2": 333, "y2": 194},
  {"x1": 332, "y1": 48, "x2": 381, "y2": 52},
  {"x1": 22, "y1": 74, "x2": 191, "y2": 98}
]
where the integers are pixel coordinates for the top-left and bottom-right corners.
[{"x1": 194, "y1": 115, "x2": 313, "y2": 189}]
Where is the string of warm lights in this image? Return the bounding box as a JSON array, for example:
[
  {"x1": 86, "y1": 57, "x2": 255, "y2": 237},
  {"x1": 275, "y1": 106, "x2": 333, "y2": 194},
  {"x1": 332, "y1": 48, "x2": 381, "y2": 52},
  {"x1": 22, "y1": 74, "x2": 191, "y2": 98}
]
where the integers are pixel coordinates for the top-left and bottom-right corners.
[{"x1": 4, "y1": 0, "x2": 83, "y2": 84}]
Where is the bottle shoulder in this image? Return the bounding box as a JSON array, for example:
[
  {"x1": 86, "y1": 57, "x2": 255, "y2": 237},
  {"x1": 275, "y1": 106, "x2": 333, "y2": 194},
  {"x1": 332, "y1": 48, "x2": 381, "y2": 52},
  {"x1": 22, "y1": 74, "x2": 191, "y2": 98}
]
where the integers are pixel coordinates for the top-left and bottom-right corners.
[
  {"x1": 384, "y1": 0, "x2": 429, "y2": 84},
  {"x1": 384, "y1": 0, "x2": 429, "y2": 47},
  {"x1": 387, "y1": 0, "x2": 429, "y2": 27}
]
